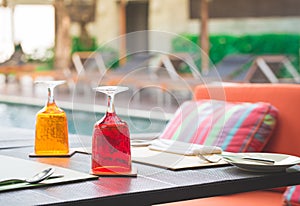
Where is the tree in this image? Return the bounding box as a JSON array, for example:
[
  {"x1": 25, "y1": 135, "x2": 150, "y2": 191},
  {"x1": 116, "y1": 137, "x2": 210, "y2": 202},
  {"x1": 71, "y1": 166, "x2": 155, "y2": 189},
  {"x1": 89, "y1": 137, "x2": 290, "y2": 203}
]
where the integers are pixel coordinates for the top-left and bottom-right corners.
[{"x1": 53, "y1": 0, "x2": 71, "y2": 71}]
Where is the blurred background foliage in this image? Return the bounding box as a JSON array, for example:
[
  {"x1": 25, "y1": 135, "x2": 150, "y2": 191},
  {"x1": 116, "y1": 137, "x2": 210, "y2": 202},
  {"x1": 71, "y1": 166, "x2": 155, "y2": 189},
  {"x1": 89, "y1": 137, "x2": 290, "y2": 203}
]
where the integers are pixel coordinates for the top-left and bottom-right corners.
[
  {"x1": 172, "y1": 33, "x2": 300, "y2": 76},
  {"x1": 34, "y1": 33, "x2": 300, "y2": 77},
  {"x1": 34, "y1": 36, "x2": 120, "y2": 71}
]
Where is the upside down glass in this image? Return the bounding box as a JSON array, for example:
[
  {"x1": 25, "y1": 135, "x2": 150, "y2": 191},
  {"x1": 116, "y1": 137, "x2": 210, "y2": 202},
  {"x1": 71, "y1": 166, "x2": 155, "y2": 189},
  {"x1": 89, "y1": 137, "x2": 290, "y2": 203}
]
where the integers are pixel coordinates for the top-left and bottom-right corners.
[
  {"x1": 91, "y1": 86, "x2": 132, "y2": 175},
  {"x1": 34, "y1": 80, "x2": 69, "y2": 155}
]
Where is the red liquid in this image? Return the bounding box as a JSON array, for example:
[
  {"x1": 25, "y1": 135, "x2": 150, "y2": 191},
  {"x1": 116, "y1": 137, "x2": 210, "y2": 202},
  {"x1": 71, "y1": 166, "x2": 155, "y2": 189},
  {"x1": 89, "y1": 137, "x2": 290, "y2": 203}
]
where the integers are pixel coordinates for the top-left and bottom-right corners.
[{"x1": 91, "y1": 112, "x2": 131, "y2": 174}]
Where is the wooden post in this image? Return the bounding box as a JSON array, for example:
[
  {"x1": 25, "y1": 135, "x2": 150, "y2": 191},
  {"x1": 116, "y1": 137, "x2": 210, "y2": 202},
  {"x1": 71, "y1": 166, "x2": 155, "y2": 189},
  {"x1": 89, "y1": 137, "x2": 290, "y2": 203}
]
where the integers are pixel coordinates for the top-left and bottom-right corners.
[
  {"x1": 200, "y1": 0, "x2": 209, "y2": 73},
  {"x1": 2, "y1": 0, "x2": 7, "y2": 7},
  {"x1": 119, "y1": 0, "x2": 127, "y2": 66},
  {"x1": 54, "y1": 0, "x2": 71, "y2": 71}
]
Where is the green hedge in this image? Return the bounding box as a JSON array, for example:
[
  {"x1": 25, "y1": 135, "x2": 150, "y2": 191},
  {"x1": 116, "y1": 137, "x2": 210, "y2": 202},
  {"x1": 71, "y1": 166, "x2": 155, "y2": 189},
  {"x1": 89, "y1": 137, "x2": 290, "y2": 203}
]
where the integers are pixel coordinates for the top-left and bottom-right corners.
[
  {"x1": 71, "y1": 36, "x2": 98, "y2": 53},
  {"x1": 172, "y1": 33, "x2": 300, "y2": 74},
  {"x1": 71, "y1": 36, "x2": 119, "y2": 68}
]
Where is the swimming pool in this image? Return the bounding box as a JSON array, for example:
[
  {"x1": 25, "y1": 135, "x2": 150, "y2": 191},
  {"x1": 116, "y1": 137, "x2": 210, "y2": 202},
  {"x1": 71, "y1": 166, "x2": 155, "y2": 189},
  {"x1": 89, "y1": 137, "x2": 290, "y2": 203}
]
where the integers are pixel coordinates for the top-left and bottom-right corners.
[{"x1": 0, "y1": 99, "x2": 169, "y2": 136}]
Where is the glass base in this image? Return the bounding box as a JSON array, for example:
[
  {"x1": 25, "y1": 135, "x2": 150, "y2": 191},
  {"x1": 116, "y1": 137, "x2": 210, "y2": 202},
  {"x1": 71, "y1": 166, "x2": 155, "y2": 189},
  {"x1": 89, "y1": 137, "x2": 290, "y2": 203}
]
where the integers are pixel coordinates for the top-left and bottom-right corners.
[
  {"x1": 29, "y1": 150, "x2": 76, "y2": 157},
  {"x1": 90, "y1": 166, "x2": 137, "y2": 177}
]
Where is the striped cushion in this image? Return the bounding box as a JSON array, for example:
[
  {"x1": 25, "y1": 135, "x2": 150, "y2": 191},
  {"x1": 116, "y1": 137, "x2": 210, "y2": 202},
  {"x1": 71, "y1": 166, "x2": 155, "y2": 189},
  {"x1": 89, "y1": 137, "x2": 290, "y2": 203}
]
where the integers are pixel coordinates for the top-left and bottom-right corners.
[
  {"x1": 284, "y1": 185, "x2": 300, "y2": 206},
  {"x1": 160, "y1": 100, "x2": 278, "y2": 152}
]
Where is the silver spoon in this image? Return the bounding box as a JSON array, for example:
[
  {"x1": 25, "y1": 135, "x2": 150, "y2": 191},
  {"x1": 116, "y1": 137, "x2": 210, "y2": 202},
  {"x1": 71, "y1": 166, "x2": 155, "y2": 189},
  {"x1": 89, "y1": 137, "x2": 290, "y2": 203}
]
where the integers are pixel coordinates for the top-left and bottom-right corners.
[
  {"x1": 0, "y1": 168, "x2": 57, "y2": 185},
  {"x1": 26, "y1": 168, "x2": 55, "y2": 184}
]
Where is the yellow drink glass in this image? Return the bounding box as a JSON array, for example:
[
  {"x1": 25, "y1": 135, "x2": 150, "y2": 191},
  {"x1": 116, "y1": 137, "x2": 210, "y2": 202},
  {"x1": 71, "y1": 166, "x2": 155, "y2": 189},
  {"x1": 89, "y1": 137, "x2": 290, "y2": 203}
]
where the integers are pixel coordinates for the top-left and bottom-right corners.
[{"x1": 34, "y1": 80, "x2": 69, "y2": 155}]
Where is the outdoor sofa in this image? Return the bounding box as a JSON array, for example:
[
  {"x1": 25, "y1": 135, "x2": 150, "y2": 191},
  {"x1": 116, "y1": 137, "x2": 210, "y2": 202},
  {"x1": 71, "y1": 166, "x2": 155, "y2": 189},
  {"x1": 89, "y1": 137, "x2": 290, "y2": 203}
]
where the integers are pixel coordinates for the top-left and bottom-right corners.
[{"x1": 161, "y1": 83, "x2": 300, "y2": 206}]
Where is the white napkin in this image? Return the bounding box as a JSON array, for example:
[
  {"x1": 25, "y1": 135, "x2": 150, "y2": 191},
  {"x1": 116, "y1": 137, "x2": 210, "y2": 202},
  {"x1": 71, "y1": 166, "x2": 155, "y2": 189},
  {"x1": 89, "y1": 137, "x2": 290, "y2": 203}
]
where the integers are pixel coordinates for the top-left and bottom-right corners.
[
  {"x1": 148, "y1": 139, "x2": 222, "y2": 156},
  {"x1": 130, "y1": 133, "x2": 160, "y2": 146},
  {"x1": 130, "y1": 133, "x2": 160, "y2": 140}
]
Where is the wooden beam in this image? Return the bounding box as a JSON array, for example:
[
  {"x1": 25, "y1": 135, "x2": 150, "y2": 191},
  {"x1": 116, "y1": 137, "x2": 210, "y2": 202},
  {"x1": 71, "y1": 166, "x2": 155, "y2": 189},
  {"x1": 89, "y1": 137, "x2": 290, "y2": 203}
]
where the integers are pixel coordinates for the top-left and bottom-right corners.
[
  {"x1": 200, "y1": 0, "x2": 209, "y2": 73},
  {"x1": 119, "y1": 0, "x2": 127, "y2": 66}
]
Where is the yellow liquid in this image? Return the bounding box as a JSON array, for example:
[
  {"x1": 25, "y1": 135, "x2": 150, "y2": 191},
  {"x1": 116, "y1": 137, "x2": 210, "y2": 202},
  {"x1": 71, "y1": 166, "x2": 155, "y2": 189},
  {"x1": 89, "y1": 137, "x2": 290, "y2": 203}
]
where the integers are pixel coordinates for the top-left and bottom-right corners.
[{"x1": 35, "y1": 102, "x2": 69, "y2": 155}]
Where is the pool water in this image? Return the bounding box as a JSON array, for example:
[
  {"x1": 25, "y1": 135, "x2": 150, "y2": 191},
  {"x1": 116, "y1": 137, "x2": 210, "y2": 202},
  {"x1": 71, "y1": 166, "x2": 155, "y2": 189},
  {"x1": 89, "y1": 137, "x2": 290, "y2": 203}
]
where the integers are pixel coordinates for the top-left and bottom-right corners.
[{"x1": 0, "y1": 102, "x2": 168, "y2": 136}]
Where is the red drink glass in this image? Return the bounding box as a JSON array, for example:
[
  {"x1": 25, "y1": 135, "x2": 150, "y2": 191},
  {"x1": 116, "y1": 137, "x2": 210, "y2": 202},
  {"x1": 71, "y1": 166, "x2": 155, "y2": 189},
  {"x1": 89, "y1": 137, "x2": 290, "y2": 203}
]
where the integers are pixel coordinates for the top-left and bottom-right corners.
[{"x1": 91, "y1": 86, "x2": 131, "y2": 175}]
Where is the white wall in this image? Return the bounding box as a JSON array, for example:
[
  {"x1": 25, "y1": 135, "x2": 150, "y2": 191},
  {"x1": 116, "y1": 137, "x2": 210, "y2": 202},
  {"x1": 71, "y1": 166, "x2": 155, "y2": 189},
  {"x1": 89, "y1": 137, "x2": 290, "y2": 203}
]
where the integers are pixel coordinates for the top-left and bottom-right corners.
[
  {"x1": 91, "y1": 0, "x2": 119, "y2": 45},
  {"x1": 188, "y1": 17, "x2": 300, "y2": 35},
  {"x1": 149, "y1": 0, "x2": 188, "y2": 52}
]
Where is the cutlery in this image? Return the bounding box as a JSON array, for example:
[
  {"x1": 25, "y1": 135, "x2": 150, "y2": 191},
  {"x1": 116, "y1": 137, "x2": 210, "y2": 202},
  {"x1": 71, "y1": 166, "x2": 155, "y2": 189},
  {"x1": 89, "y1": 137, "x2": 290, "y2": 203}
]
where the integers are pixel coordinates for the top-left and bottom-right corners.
[
  {"x1": 241, "y1": 157, "x2": 275, "y2": 164},
  {"x1": 222, "y1": 155, "x2": 275, "y2": 165},
  {"x1": 0, "y1": 168, "x2": 63, "y2": 186}
]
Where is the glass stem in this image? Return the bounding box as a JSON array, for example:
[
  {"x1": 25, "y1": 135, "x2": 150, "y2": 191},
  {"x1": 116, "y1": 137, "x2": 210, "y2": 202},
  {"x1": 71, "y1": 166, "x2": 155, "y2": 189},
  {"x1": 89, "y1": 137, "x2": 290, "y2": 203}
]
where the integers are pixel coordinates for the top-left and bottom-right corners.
[
  {"x1": 48, "y1": 86, "x2": 55, "y2": 104},
  {"x1": 107, "y1": 94, "x2": 115, "y2": 113}
]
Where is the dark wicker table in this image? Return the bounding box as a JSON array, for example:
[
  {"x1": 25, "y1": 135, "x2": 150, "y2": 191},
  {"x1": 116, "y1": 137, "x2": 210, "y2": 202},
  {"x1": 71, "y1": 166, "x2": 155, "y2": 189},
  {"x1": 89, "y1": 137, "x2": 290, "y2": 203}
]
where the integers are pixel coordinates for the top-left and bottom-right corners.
[{"x1": 1, "y1": 127, "x2": 300, "y2": 205}]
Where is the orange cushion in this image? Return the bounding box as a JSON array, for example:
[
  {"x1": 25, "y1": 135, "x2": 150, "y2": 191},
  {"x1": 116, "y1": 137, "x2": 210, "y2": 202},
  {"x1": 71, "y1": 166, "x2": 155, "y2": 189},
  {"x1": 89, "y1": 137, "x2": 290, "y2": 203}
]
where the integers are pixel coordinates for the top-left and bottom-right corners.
[
  {"x1": 156, "y1": 191, "x2": 283, "y2": 206},
  {"x1": 194, "y1": 83, "x2": 300, "y2": 157}
]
